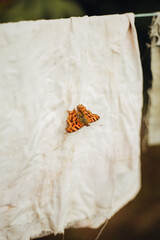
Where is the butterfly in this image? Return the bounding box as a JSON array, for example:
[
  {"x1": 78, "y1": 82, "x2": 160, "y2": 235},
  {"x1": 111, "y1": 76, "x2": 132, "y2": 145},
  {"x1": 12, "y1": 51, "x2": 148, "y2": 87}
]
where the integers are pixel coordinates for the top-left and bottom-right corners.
[{"x1": 66, "y1": 104, "x2": 100, "y2": 133}]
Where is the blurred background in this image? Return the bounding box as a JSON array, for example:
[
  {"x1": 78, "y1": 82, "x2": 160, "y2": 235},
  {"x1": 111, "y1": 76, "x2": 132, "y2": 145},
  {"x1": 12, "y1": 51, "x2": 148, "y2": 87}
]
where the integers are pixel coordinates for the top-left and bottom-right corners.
[{"x1": 0, "y1": 1, "x2": 160, "y2": 240}]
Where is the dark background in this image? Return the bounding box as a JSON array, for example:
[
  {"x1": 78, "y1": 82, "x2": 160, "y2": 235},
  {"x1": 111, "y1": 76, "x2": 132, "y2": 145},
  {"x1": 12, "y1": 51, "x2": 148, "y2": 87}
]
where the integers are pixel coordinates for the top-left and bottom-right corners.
[{"x1": 0, "y1": 1, "x2": 160, "y2": 240}]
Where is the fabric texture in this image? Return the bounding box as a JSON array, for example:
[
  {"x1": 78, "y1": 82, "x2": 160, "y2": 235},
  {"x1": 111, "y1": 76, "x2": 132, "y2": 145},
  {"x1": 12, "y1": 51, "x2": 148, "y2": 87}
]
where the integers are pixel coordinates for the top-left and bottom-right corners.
[
  {"x1": 0, "y1": 13, "x2": 142, "y2": 240},
  {"x1": 148, "y1": 13, "x2": 160, "y2": 145}
]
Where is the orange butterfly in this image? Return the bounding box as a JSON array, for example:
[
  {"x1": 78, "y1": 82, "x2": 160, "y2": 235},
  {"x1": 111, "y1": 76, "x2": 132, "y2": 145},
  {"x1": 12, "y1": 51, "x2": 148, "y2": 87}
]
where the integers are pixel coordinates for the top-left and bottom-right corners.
[{"x1": 66, "y1": 104, "x2": 100, "y2": 133}]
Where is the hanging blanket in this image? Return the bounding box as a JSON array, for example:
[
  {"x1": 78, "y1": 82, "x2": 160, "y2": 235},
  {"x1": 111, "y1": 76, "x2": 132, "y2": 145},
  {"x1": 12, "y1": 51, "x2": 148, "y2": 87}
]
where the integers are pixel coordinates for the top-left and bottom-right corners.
[
  {"x1": 0, "y1": 13, "x2": 142, "y2": 240},
  {"x1": 148, "y1": 13, "x2": 160, "y2": 145}
]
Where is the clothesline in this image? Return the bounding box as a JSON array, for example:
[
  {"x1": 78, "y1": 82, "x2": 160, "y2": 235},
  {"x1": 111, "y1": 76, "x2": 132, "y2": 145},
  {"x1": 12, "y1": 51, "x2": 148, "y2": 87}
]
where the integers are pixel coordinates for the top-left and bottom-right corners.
[{"x1": 135, "y1": 12, "x2": 158, "y2": 18}]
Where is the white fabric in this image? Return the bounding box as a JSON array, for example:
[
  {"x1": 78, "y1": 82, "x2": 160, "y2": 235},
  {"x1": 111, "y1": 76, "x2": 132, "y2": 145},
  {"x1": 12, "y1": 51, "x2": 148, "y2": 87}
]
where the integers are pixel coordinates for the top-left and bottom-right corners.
[
  {"x1": 0, "y1": 13, "x2": 142, "y2": 240},
  {"x1": 148, "y1": 13, "x2": 160, "y2": 145}
]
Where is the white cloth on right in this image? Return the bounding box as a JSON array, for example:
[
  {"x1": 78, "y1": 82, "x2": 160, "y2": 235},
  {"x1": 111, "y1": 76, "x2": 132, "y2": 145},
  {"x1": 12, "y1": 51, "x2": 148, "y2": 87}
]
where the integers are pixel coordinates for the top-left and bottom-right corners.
[
  {"x1": 0, "y1": 13, "x2": 142, "y2": 240},
  {"x1": 148, "y1": 13, "x2": 160, "y2": 145}
]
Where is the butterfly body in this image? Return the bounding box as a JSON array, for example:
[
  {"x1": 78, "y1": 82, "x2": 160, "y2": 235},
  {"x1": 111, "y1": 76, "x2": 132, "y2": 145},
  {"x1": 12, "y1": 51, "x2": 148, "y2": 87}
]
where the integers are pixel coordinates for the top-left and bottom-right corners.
[{"x1": 66, "y1": 104, "x2": 100, "y2": 133}]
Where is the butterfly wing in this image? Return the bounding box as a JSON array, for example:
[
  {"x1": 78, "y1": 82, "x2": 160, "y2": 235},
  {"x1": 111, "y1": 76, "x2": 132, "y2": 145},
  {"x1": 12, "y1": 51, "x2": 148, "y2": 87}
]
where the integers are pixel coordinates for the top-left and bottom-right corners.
[
  {"x1": 77, "y1": 104, "x2": 100, "y2": 123},
  {"x1": 66, "y1": 109, "x2": 84, "y2": 133}
]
